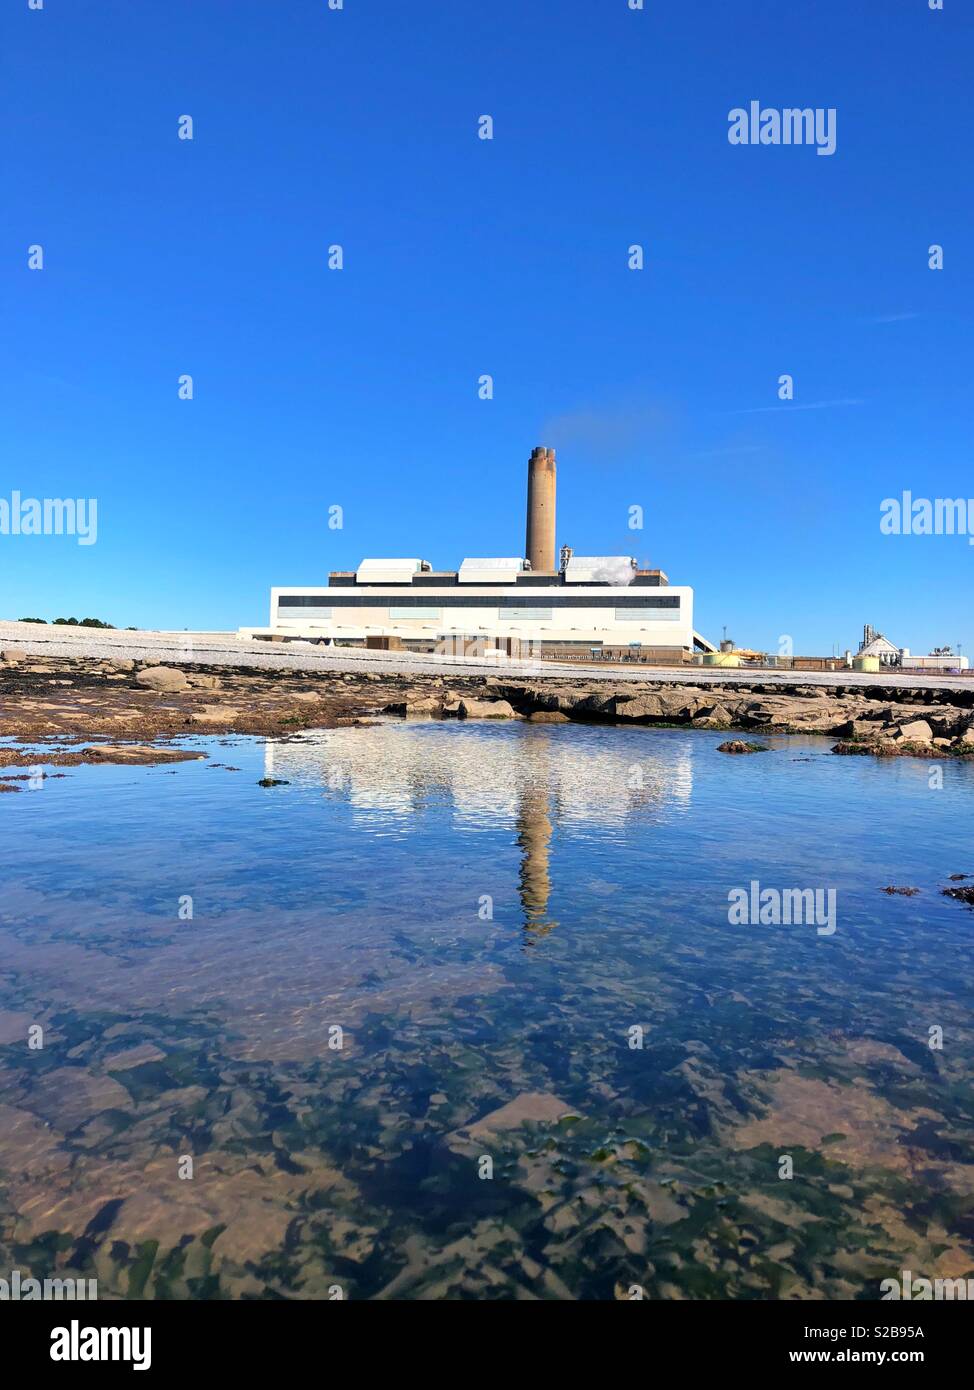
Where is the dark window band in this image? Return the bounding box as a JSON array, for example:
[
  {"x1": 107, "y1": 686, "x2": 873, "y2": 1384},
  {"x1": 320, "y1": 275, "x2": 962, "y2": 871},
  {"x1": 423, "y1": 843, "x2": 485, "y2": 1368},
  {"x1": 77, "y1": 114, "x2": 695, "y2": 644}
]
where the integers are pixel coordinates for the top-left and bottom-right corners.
[{"x1": 279, "y1": 593, "x2": 680, "y2": 611}]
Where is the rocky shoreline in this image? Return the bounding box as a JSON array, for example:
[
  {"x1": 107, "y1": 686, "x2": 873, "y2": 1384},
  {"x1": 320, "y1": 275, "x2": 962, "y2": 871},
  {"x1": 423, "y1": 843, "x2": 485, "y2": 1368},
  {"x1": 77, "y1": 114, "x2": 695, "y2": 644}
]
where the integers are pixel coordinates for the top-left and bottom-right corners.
[
  {"x1": 477, "y1": 675, "x2": 972, "y2": 756},
  {"x1": 2, "y1": 646, "x2": 973, "y2": 764},
  {"x1": 382, "y1": 675, "x2": 974, "y2": 758}
]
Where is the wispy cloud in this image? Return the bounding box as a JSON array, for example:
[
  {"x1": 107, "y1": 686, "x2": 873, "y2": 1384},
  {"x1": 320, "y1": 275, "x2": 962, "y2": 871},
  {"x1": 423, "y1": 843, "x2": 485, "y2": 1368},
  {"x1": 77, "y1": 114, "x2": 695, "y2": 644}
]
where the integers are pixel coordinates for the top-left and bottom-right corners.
[
  {"x1": 729, "y1": 399, "x2": 864, "y2": 415},
  {"x1": 865, "y1": 312, "x2": 920, "y2": 325},
  {"x1": 540, "y1": 402, "x2": 672, "y2": 461}
]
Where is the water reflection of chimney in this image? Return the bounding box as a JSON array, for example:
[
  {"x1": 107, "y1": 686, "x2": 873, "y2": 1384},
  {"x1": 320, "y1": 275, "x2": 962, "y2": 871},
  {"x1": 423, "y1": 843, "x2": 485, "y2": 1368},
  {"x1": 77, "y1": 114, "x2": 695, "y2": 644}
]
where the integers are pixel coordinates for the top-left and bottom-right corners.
[{"x1": 516, "y1": 784, "x2": 557, "y2": 944}]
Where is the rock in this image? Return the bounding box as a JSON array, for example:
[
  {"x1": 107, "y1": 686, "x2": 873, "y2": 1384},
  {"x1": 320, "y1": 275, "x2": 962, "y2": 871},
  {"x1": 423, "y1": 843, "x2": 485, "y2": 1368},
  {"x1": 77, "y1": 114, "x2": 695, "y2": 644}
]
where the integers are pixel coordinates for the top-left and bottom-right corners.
[
  {"x1": 881, "y1": 886, "x2": 920, "y2": 896},
  {"x1": 573, "y1": 691, "x2": 617, "y2": 717},
  {"x1": 896, "y1": 718, "x2": 934, "y2": 743},
  {"x1": 516, "y1": 685, "x2": 583, "y2": 715},
  {"x1": 0, "y1": 648, "x2": 28, "y2": 664},
  {"x1": 741, "y1": 701, "x2": 778, "y2": 725},
  {"x1": 135, "y1": 666, "x2": 189, "y2": 693},
  {"x1": 405, "y1": 695, "x2": 443, "y2": 716},
  {"x1": 257, "y1": 777, "x2": 289, "y2": 787},
  {"x1": 527, "y1": 711, "x2": 570, "y2": 723},
  {"x1": 717, "y1": 740, "x2": 769, "y2": 754},
  {"x1": 942, "y1": 885, "x2": 974, "y2": 907},
  {"x1": 832, "y1": 740, "x2": 949, "y2": 759},
  {"x1": 729, "y1": 694, "x2": 861, "y2": 734},
  {"x1": 384, "y1": 694, "x2": 442, "y2": 717},
  {"x1": 842, "y1": 719, "x2": 879, "y2": 741},
  {"x1": 112, "y1": 659, "x2": 135, "y2": 672},
  {"x1": 693, "y1": 703, "x2": 734, "y2": 728},
  {"x1": 80, "y1": 744, "x2": 205, "y2": 765},
  {"x1": 611, "y1": 689, "x2": 715, "y2": 723},
  {"x1": 614, "y1": 695, "x2": 668, "y2": 721},
  {"x1": 929, "y1": 711, "x2": 965, "y2": 736},
  {"x1": 458, "y1": 698, "x2": 516, "y2": 719},
  {"x1": 186, "y1": 674, "x2": 222, "y2": 690},
  {"x1": 189, "y1": 705, "x2": 241, "y2": 724}
]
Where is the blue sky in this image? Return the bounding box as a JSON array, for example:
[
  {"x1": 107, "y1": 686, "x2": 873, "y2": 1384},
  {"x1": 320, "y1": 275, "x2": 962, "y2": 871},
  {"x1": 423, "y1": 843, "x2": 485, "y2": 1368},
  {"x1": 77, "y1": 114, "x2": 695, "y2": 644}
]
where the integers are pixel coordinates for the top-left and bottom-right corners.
[{"x1": 2, "y1": 0, "x2": 971, "y2": 655}]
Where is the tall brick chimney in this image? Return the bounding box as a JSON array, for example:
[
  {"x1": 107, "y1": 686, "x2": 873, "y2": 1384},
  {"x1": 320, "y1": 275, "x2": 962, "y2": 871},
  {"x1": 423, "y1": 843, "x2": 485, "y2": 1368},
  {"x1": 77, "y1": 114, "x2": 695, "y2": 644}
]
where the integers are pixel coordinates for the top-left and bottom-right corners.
[{"x1": 525, "y1": 446, "x2": 556, "y2": 572}]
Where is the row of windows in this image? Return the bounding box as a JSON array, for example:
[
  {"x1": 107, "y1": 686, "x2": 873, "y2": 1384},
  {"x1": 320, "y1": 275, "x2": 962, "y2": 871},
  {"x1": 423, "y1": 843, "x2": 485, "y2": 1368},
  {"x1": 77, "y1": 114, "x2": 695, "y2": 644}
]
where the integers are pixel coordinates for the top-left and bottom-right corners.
[
  {"x1": 278, "y1": 605, "x2": 679, "y2": 623},
  {"x1": 278, "y1": 593, "x2": 680, "y2": 611}
]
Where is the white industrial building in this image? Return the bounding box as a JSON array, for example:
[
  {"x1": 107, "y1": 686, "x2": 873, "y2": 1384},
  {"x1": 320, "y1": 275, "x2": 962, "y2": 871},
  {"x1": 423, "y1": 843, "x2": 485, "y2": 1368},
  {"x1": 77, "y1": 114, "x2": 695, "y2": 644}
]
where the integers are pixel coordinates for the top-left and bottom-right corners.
[
  {"x1": 857, "y1": 624, "x2": 969, "y2": 673},
  {"x1": 241, "y1": 446, "x2": 714, "y2": 662}
]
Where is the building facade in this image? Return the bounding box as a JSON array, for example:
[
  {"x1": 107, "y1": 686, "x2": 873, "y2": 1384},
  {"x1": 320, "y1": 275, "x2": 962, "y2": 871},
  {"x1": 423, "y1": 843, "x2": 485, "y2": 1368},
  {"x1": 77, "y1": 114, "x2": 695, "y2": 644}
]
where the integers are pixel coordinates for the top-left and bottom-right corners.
[
  {"x1": 248, "y1": 556, "x2": 699, "y2": 660},
  {"x1": 241, "y1": 445, "x2": 711, "y2": 661}
]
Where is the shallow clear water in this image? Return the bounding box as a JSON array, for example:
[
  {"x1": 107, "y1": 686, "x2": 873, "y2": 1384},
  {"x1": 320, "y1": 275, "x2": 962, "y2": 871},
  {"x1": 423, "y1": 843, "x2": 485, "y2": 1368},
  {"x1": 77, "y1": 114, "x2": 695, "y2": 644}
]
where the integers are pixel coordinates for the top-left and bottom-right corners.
[{"x1": 1, "y1": 720, "x2": 973, "y2": 1299}]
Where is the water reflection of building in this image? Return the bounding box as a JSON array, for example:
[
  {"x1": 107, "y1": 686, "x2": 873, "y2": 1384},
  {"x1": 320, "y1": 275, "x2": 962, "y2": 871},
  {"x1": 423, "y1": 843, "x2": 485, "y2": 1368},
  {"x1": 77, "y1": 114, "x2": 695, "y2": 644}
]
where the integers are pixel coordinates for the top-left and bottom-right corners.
[
  {"x1": 516, "y1": 785, "x2": 556, "y2": 942},
  {"x1": 264, "y1": 724, "x2": 693, "y2": 940}
]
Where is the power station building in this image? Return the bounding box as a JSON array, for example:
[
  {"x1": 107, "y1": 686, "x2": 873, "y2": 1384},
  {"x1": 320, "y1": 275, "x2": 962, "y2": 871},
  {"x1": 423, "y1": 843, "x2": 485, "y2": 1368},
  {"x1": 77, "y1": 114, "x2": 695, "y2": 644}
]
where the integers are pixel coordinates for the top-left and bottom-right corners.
[{"x1": 243, "y1": 446, "x2": 712, "y2": 662}]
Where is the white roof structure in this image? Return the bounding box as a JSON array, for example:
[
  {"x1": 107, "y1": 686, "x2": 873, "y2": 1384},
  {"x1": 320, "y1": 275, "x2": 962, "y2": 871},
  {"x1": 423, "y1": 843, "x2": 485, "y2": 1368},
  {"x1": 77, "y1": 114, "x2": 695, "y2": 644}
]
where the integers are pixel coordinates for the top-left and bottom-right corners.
[
  {"x1": 356, "y1": 558, "x2": 428, "y2": 584},
  {"x1": 860, "y1": 633, "x2": 900, "y2": 657},
  {"x1": 458, "y1": 557, "x2": 527, "y2": 584},
  {"x1": 564, "y1": 555, "x2": 638, "y2": 585}
]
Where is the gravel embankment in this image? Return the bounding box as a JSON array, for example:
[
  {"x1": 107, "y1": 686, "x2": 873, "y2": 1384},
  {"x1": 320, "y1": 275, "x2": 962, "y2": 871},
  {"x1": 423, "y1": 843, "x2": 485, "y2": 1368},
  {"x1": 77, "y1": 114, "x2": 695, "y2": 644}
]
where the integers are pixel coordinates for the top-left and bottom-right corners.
[{"x1": 1, "y1": 620, "x2": 971, "y2": 693}]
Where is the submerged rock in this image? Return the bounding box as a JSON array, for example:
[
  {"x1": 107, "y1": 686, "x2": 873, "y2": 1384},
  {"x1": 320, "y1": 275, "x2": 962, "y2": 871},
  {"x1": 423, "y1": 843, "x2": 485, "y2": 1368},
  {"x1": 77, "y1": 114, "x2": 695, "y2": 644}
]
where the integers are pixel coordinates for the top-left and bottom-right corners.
[
  {"x1": 257, "y1": 777, "x2": 290, "y2": 787},
  {"x1": 80, "y1": 744, "x2": 204, "y2": 765},
  {"x1": 832, "y1": 740, "x2": 952, "y2": 759},
  {"x1": 717, "y1": 740, "x2": 769, "y2": 754},
  {"x1": 942, "y1": 885, "x2": 974, "y2": 907},
  {"x1": 527, "y1": 711, "x2": 570, "y2": 723}
]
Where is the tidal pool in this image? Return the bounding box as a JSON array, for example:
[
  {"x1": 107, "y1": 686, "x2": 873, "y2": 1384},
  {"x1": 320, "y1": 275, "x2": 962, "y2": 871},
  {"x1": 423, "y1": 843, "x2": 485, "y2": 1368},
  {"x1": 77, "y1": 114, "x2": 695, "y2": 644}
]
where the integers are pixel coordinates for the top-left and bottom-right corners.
[{"x1": 1, "y1": 720, "x2": 973, "y2": 1299}]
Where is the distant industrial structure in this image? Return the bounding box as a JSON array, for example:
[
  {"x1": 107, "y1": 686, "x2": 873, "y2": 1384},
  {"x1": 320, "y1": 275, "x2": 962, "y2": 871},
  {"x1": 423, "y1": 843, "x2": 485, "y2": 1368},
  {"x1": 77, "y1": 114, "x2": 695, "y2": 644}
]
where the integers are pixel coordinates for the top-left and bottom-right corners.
[
  {"x1": 855, "y1": 624, "x2": 968, "y2": 673},
  {"x1": 856, "y1": 625, "x2": 903, "y2": 668},
  {"x1": 242, "y1": 446, "x2": 714, "y2": 662}
]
